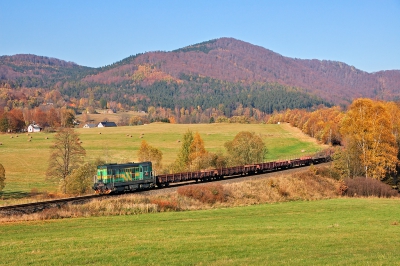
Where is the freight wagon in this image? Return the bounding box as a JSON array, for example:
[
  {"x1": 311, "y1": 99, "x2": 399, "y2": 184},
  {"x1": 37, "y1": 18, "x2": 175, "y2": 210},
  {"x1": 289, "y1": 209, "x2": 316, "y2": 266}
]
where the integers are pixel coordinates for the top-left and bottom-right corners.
[{"x1": 93, "y1": 152, "x2": 331, "y2": 194}]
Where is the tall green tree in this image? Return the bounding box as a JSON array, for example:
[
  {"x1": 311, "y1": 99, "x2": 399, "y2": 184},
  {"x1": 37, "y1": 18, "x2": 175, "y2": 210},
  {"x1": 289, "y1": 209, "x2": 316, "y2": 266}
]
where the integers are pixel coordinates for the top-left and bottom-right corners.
[
  {"x1": 173, "y1": 130, "x2": 194, "y2": 172},
  {"x1": 46, "y1": 128, "x2": 86, "y2": 193},
  {"x1": 60, "y1": 108, "x2": 75, "y2": 128},
  {"x1": 0, "y1": 163, "x2": 5, "y2": 192},
  {"x1": 224, "y1": 131, "x2": 267, "y2": 166},
  {"x1": 100, "y1": 98, "x2": 107, "y2": 109},
  {"x1": 0, "y1": 116, "x2": 9, "y2": 132}
]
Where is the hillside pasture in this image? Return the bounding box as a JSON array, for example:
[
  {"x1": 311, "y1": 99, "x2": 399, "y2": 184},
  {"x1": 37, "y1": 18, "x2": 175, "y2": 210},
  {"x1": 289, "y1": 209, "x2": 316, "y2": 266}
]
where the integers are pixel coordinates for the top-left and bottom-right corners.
[{"x1": 0, "y1": 123, "x2": 325, "y2": 199}]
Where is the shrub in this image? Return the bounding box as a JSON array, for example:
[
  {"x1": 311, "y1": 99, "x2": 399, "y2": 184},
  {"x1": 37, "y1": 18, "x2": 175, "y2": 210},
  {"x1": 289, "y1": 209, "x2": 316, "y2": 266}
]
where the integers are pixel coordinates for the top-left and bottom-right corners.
[
  {"x1": 344, "y1": 177, "x2": 399, "y2": 198},
  {"x1": 150, "y1": 199, "x2": 179, "y2": 211},
  {"x1": 315, "y1": 166, "x2": 341, "y2": 180},
  {"x1": 177, "y1": 184, "x2": 226, "y2": 204}
]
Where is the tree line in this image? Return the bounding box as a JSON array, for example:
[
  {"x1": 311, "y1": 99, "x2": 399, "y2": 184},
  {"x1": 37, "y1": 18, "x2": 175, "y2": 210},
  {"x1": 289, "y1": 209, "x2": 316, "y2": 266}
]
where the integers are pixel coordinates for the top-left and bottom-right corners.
[
  {"x1": 268, "y1": 98, "x2": 400, "y2": 186},
  {"x1": 0, "y1": 106, "x2": 75, "y2": 132},
  {"x1": 1, "y1": 73, "x2": 331, "y2": 126}
]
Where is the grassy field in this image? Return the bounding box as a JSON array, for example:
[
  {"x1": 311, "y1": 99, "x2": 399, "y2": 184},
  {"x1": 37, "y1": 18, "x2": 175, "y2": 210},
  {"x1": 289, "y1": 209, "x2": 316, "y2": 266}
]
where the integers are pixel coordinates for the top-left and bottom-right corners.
[
  {"x1": 0, "y1": 198, "x2": 399, "y2": 265},
  {"x1": 0, "y1": 123, "x2": 325, "y2": 197}
]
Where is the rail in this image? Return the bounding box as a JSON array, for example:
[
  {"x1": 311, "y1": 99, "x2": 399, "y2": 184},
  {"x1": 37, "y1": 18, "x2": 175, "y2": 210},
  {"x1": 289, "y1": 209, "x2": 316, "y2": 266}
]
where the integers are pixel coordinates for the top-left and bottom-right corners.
[{"x1": 0, "y1": 194, "x2": 106, "y2": 215}]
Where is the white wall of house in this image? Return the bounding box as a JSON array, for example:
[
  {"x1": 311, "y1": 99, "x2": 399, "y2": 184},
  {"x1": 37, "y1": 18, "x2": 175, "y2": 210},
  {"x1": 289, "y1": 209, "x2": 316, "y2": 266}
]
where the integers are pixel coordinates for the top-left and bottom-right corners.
[
  {"x1": 83, "y1": 123, "x2": 96, "y2": 128},
  {"x1": 28, "y1": 125, "x2": 41, "y2": 133}
]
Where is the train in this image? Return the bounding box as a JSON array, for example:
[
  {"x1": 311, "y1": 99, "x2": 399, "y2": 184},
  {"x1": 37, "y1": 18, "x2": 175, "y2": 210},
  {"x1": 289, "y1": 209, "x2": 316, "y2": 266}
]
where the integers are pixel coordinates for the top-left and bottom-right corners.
[{"x1": 92, "y1": 151, "x2": 332, "y2": 194}]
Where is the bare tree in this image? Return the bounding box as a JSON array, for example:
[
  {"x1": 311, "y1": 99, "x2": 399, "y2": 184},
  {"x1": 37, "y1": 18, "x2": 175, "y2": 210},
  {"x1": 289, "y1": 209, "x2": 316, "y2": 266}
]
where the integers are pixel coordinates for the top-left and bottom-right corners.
[{"x1": 46, "y1": 128, "x2": 86, "y2": 193}]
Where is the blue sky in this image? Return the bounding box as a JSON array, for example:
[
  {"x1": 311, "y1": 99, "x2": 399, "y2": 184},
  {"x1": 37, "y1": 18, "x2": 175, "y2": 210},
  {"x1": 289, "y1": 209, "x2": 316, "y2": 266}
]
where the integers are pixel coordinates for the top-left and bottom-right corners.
[{"x1": 1, "y1": 0, "x2": 399, "y2": 73}]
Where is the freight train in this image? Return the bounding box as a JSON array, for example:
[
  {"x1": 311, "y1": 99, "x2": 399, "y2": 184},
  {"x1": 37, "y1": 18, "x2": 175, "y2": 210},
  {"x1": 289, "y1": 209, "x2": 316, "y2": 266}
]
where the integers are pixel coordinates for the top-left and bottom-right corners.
[{"x1": 93, "y1": 151, "x2": 332, "y2": 194}]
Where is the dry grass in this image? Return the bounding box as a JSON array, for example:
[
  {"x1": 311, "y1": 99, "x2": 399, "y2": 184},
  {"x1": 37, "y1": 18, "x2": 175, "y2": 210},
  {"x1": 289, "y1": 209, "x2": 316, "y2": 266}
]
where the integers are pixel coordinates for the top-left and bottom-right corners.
[
  {"x1": 177, "y1": 183, "x2": 226, "y2": 204},
  {"x1": 222, "y1": 168, "x2": 340, "y2": 206},
  {"x1": 0, "y1": 167, "x2": 342, "y2": 222},
  {"x1": 11, "y1": 165, "x2": 397, "y2": 225}
]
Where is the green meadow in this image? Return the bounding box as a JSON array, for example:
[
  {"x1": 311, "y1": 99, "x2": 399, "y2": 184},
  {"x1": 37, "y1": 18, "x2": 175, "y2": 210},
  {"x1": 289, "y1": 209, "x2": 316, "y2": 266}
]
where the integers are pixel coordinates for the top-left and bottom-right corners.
[
  {"x1": 1, "y1": 198, "x2": 399, "y2": 265},
  {"x1": 0, "y1": 123, "x2": 323, "y2": 197}
]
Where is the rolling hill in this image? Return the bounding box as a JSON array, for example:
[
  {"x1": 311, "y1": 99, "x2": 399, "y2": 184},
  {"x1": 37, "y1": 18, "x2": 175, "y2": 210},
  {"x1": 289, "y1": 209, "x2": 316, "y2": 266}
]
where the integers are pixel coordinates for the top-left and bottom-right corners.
[{"x1": 1, "y1": 38, "x2": 399, "y2": 111}]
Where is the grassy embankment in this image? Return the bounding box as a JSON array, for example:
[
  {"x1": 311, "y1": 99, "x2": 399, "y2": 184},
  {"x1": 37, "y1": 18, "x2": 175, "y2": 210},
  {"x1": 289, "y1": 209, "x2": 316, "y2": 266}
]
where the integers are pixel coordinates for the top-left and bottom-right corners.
[
  {"x1": 0, "y1": 198, "x2": 399, "y2": 265},
  {"x1": 0, "y1": 123, "x2": 325, "y2": 199}
]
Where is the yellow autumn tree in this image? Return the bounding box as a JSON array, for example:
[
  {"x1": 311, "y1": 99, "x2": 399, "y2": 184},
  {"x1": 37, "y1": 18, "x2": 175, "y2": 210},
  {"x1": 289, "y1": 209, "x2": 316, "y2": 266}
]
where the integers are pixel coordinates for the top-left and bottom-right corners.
[
  {"x1": 137, "y1": 140, "x2": 163, "y2": 173},
  {"x1": 384, "y1": 101, "x2": 400, "y2": 184},
  {"x1": 340, "y1": 98, "x2": 398, "y2": 179},
  {"x1": 385, "y1": 101, "x2": 400, "y2": 142}
]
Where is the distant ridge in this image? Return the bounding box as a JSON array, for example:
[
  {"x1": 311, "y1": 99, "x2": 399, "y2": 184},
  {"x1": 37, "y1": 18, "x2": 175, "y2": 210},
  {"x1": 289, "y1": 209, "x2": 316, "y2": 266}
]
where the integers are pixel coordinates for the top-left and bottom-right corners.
[{"x1": 1, "y1": 37, "x2": 400, "y2": 105}]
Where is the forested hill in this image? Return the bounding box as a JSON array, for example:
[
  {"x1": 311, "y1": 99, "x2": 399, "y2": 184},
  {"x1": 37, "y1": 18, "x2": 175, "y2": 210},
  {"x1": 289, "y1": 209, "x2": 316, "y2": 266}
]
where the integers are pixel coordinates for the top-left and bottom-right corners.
[
  {"x1": 0, "y1": 54, "x2": 97, "y2": 87},
  {"x1": 1, "y1": 38, "x2": 400, "y2": 115},
  {"x1": 100, "y1": 38, "x2": 399, "y2": 104}
]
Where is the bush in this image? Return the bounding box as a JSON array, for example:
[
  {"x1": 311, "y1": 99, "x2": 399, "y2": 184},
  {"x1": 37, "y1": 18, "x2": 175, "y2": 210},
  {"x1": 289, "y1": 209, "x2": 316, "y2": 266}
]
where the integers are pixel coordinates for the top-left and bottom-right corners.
[
  {"x1": 150, "y1": 199, "x2": 179, "y2": 211},
  {"x1": 344, "y1": 177, "x2": 399, "y2": 198},
  {"x1": 177, "y1": 184, "x2": 226, "y2": 204}
]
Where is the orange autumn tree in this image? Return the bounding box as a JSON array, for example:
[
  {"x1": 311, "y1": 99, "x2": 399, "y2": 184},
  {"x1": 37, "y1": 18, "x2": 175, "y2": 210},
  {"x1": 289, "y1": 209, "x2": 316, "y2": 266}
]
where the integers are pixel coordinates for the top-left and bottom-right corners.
[{"x1": 340, "y1": 98, "x2": 398, "y2": 180}]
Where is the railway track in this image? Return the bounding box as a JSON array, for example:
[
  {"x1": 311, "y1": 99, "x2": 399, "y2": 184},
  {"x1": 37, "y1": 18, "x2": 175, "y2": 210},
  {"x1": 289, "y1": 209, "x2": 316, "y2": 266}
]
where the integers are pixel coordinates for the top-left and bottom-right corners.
[
  {"x1": 0, "y1": 194, "x2": 107, "y2": 216},
  {"x1": 0, "y1": 161, "x2": 331, "y2": 216}
]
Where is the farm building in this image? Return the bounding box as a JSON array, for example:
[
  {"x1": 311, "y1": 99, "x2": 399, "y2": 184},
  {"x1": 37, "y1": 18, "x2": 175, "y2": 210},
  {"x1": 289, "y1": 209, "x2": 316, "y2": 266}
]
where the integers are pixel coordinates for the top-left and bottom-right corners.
[
  {"x1": 83, "y1": 123, "x2": 97, "y2": 128},
  {"x1": 97, "y1": 121, "x2": 117, "y2": 127},
  {"x1": 27, "y1": 124, "x2": 42, "y2": 133}
]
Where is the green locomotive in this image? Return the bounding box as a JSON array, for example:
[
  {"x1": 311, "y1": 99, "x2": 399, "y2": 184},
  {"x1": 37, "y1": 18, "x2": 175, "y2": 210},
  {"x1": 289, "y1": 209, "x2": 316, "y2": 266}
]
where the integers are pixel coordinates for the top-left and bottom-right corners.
[{"x1": 93, "y1": 161, "x2": 156, "y2": 194}]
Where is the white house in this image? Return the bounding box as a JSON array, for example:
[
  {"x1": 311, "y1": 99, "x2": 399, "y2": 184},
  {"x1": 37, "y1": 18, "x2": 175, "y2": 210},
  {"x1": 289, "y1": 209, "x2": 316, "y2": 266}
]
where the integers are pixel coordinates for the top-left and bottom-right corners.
[
  {"x1": 83, "y1": 123, "x2": 97, "y2": 128},
  {"x1": 97, "y1": 121, "x2": 117, "y2": 127},
  {"x1": 27, "y1": 124, "x2": 41, "y2": 133}
]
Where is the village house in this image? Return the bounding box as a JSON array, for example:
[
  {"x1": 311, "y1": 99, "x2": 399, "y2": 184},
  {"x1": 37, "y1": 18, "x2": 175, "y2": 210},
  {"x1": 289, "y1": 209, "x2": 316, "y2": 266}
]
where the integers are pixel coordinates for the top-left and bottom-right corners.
[
  {"x1": 83, "y1": 123, "x2": 97, "y2": 128},
  {"x1": 97, "y1": 121, "x2": 117, "y2": 127},
  {"x1": 27, "y1": 124, "x2": 42, "y2": 133}
]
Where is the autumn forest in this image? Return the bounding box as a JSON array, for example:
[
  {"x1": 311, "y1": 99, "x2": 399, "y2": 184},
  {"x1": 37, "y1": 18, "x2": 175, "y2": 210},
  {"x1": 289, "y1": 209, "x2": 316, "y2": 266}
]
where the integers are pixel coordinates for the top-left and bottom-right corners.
[{"x1": 1, "y1": 38, "x2": 400, "y2": 188}]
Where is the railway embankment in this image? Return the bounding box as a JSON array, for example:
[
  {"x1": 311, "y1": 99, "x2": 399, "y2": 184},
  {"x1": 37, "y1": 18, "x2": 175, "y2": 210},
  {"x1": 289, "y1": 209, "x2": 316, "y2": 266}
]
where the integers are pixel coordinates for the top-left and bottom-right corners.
[{"x1": 0, "y1": 164, "x2": 343, "y2": 222}]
